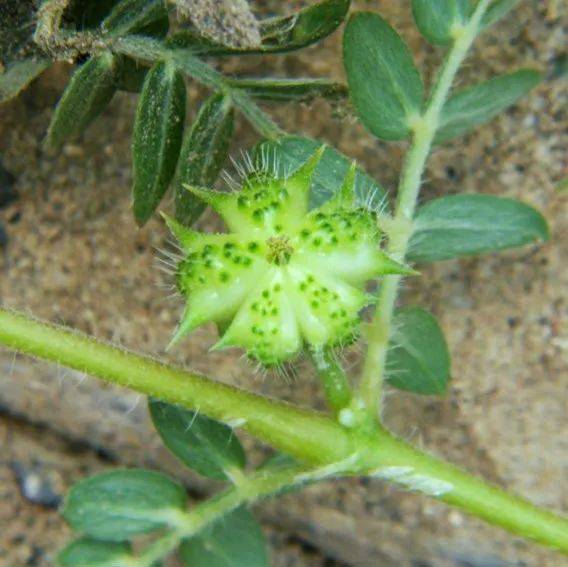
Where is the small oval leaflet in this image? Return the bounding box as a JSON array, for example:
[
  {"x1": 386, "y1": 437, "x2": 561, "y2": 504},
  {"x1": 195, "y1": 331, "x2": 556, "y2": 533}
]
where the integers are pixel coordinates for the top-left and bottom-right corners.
[
  {"x1": 179, "y1": 507, "x2": 267, "y2": 567},
  {"x1": 387, "y1": 307, "x2": 450, "y2": 395},
  {"x1": 149, "y1": 399, "x2": 247, "y2": 482},
  {"x1": 46, "y1": 52, "x2": 118, "y2": 150},
  {"x1": 481, "y1": 0, "x2": 519, "y2": 28},
  {"x1": 435, "y1": 69, "x2": 542, "y2": 144},
  {"x1": 57, "y1": 538, "x2": 132, "y2": 566},
  {"x1": 132, "y1": 60, "x2": 186, "y2": 225},
  {"x1": 62, "y1": 469, "x2": 187, "y2": 541},
  {"x1": 408, "y1": 194, "x2": 549, "y2": 262},
  {"x1": 0, "y1": 59, "x2": 50, "y2": 104},
  {"x1": 343, "y1": 12, "x2": 424, "y2": 140},
  {"x1": 411, "y1": 0, "x2": 471, "y2": 46},
  {"x1": 174, "y1": 93, "x2": 234, "y2": 226}
]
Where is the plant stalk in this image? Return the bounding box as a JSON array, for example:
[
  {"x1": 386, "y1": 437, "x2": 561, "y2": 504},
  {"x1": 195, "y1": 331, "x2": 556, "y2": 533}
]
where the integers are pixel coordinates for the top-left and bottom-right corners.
[
  {"x1": 114, "y1": 36, "x2": 284, "y2": 140},
  {"x1": 358, "y1": 0, "x2": 493, "y2": 418},
  {"x1": 0, "y1": 306, "x2": 567, "y2": 553},
  {"x1": 0, "y1": 308, "x2": 352, "y2": 464},
  {"x1": 137, "y1": 465, "x2": 309, "y2": 566}
]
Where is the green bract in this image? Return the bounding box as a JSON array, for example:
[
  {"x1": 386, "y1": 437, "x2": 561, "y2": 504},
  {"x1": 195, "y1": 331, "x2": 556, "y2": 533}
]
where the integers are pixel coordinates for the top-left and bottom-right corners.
[{"x1": 166, "y1": 147, "x2": 410, "y2": 365}]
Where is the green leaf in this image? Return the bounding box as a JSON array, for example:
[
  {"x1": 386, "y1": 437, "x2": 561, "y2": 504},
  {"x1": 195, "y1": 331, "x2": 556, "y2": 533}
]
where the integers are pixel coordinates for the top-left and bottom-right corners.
[
  {"x1": 343, "y1": 12, "x2": 424, "y2": 141},
  {"x1": 435, "y1": 69, "x2": 541, "y2": 143},
  {"x1": 57, "y1": 538, "x2": 132, "y2": 566},
  {"x1": 167, "y1": 0, "x2": 350, "y2": 55},
  {"x1": 411, "y1": 0, "x2": 471, "y2": 46},
  {"x1": 102, "y1": 0, "x2": 169, "y2": 37},
  {"x1": 387, "y1": 307, "x2": 450, "y2": 395},
  {"x1": 0, "y1": 59, "x2": 50, "y2": 103},
  {"x1": 173, "y1": 93, "x2": 234, "y2": 226},
  {"x1": 179, "y1": 508, "x2": 267, "y2": 567},
  {"x1": 254, "y1": 136, "x2": 388, "y2": 211},
  {"x1": 149, "y1": 399, "x2": 246, "y2": 481},
  {"x1": 46, "y1": 52, "x2": 118, "y2": 149},
  {"x1": 408, "y1": 194, "x2": 549, "y2": 262},
  {"x1": 226, "y1": 78, "x2": 347, "y2": 102},
  {"x1": 132, "y1": 60, "x2": 186, "y2": 225},
  {"x1": 62, "y1": 469, "x2": 187, "y2": 541},
  {"x1": 481, "y1": 0, "x2": 519, "y2": 28}
]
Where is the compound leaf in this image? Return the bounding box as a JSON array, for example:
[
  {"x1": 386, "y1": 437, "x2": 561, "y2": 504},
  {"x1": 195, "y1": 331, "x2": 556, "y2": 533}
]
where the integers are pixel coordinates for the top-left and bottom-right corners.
[
  {"x1": 174, "y1": 93, "x2": 234, "y2": 226},
  {"x1": 179, "y1": 508, "x2": 267, "y2": 567},
  {"x1": 343, "y1": 12, "x2": 424, "y2": 140},
  {"x1": 387, "y1": 307, "x2": 450, "y2": 395},
  {"x1": 411, "y1": 0, "x2": 471, "y2": 46},
  {"x1": 57, "y1": 538, "x2": 132, "y2": 566},
  {"x1": 255, "y1": 136, "x2": 388, "y2": 211},
  {"x1": 62, "y1": 469, "x2": 187, "y2": 541},
  {"x1": 132, "y1": 60, "x2": 186, "y2": 225},
  {"x1": 46, "y1": 52, "x2": 118, "y2": 149},
  {"x1": 436, "y1": 69, "x2": 541, "y2": 143},
  {"x1": 408, "y1": 194, "x2": 549, "y2": 262},
  {"x1": 167, "y1": 0, "x2": 350, "y2": 55},
  {"x1": 149, "y1": 399, "x2": 246, "y2": 481}
]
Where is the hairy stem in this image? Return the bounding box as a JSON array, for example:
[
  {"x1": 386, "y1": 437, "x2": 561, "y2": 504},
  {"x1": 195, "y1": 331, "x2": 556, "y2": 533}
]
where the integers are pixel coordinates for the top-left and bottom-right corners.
[
  {"x1": 361, "y1": 426, "x2": 568, "y2": 554},
  {"x1": 114, "y1": 36, "x2": 283, "y2": 139},
  {"x1": 137, "y1": 465, "x2": 309, "y2": 566},
  {"x1": 1, "y1": 307, "x2": 567, "y2": 553},
  {"x1": 358, "y1": 0, "x2": 492, "y2": 418},
  {"x1": 0, "y1": 308, "x2": 352, "y2": 464}
]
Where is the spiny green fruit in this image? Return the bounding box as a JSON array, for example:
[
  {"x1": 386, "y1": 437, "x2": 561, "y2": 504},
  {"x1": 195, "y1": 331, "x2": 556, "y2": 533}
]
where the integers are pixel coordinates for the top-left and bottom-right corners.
[{"x1": 164, "y1": 146, "x2": 411, "y2": 366}]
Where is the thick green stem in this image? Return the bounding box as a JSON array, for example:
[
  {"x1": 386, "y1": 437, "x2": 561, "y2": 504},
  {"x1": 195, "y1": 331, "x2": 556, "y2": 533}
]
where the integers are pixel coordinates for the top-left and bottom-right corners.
[
  {"x1": 359, "y1": 0, "x2": 492, "y2": 418},
  {"x1": 1, "y1": 307, "x2": 566, "y2": 553},
  {"x1": 0, "y1": 308, "x2": 352, "y2": 464},
  {"x1": 363, "y1": 427, "x2": 568, "y2": 554}
]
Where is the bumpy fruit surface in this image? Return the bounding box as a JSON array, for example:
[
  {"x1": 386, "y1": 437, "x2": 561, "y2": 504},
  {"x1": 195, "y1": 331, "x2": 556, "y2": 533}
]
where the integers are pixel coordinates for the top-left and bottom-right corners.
[{"x1": 166, "y1": 147, "x2": 410, "y2": 365}]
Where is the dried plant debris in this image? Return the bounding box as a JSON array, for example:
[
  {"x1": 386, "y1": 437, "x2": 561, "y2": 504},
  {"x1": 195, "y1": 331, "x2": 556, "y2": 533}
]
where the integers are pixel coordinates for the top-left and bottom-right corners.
[
  {"x1": 0, "y1": 0, "x2": 42, "y2": 63},
  {"x1": 172, "y1": 0, "x2": 261, "y2": 48}
]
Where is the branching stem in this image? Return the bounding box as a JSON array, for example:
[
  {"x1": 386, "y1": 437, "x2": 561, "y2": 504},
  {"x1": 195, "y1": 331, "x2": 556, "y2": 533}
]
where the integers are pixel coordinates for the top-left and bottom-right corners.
[
  {"x1": 113, "y1": 36, "x2": 284, "y2": 139},
  {"x1": 0, "y1": 307, "x2": 567, "y2": 553},
  {"x1": 136, "y1": 465, "x2": 310, "y2": 566},
  {"x1": 358, "y1": 0, "x2": 493, "y2": 419}
]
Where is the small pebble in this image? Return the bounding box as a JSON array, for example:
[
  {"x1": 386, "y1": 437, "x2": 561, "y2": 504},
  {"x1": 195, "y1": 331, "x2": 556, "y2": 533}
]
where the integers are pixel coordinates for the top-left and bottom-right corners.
[{"x1": 11, "y1": 462, "x2": 62, "y2": 509}]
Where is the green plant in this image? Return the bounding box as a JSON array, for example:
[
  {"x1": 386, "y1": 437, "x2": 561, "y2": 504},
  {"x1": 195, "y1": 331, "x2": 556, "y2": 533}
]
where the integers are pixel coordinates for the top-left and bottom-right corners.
[
  {"x1": 1, "y1": 0, "x2": 566, "y2": 565},
  {"x1": 1, "y1": 0, "x2": 349, "y2": 225}
]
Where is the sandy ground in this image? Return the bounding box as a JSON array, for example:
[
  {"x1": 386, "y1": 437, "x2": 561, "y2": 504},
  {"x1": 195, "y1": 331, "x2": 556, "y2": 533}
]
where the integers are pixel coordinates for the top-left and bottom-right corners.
[{"x1": 0, "y1": 2, "x2": 566, "y2": 566}]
